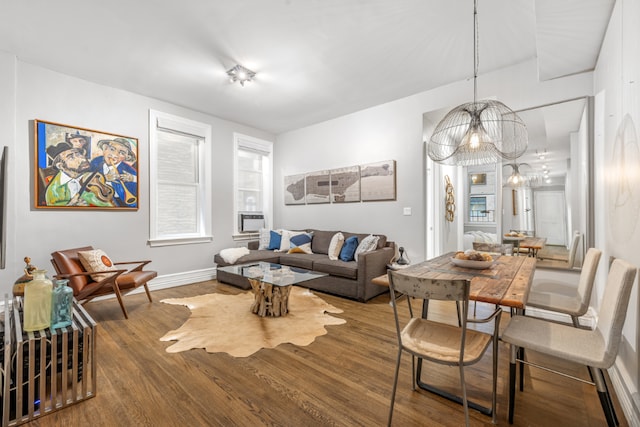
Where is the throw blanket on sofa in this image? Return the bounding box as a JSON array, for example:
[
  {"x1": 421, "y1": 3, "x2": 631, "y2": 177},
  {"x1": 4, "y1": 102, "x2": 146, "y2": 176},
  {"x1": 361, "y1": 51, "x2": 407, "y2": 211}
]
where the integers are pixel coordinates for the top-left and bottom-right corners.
[{"x1": 219, "y1": 247, "x2": 250, "y2": 264}]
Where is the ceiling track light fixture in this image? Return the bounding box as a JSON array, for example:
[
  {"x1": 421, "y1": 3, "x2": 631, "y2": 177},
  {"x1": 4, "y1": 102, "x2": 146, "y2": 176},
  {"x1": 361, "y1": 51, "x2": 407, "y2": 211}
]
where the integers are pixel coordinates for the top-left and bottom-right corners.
[
  {"x1": 427, "y1": 0, "x2": 528, "y2": 166},
  {"x1": 226, "y1": 64, "x2": 256, "y2": 87},
  {"x1": 536, "y1": 149, "x2": 548, "y2": 160}
]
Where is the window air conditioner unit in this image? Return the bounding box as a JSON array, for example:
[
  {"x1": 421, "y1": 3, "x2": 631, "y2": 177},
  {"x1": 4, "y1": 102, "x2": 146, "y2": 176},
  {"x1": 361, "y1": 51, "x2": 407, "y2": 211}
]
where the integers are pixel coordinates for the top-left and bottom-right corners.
[{"x1": 239, "y1": 213, "x2": 265, "y2": 233}]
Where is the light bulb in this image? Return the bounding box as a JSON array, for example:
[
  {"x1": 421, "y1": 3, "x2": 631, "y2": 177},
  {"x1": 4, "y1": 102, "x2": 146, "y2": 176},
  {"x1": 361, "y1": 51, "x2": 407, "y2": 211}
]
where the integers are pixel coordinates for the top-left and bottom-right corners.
[{"x1": 469, "y1": 132, "x2": 480, "y2": 149}]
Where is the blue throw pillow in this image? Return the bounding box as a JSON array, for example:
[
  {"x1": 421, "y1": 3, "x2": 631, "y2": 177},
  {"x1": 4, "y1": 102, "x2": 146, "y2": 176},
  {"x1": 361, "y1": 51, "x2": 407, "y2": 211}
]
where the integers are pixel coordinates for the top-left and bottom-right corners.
[
  {"x1": 339, "y1": 236, "x2": 359, "y2": 262},
  {"x1": 268, "y1": 230, "x2": 282, "y2": 250}
]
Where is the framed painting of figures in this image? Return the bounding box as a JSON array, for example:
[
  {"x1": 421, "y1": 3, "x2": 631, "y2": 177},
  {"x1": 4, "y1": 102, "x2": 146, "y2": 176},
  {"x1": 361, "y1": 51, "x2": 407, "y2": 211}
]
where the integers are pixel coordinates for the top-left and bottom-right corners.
[{"x1": 34, "y1": 119, "x2": 139, "y2": 210}]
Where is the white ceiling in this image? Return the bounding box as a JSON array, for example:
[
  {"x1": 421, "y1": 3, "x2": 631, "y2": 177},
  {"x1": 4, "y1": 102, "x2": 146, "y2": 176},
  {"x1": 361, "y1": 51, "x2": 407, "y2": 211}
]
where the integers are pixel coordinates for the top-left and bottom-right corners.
[{"x1": 0, "y1": 0, "x2": 614, "y2": 135}]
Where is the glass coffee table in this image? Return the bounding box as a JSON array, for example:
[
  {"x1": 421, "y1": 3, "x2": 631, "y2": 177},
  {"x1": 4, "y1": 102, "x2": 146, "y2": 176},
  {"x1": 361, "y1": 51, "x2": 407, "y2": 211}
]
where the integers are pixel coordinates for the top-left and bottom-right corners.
[{"x1": 217, "y1": 262, "x2": 327, "y2": 317}]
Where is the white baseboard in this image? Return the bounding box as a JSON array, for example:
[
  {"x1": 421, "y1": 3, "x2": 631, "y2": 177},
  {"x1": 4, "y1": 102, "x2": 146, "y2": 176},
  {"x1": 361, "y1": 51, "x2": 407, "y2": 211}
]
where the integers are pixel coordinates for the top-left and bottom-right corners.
[
  {"x1": 610, "y1": 360, "x2": 640, "y2": 426},
  {"x1": 91, "y1": 267, "x2": 217, "y2": 301}
]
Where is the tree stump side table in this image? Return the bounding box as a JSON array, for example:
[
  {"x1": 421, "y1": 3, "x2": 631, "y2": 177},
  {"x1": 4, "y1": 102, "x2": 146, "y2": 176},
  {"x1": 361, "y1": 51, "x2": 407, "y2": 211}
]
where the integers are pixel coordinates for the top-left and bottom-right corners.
[{"x1": 248, "y1": 279, "x2": 292, "y2": 317}]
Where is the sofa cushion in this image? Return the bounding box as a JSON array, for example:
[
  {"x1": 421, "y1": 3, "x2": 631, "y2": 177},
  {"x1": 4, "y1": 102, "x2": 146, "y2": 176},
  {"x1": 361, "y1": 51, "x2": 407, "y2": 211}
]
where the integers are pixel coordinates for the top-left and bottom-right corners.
[
  {"x1": 268, "y1": 230, "x2": 282, "y2": 250},
  {"x1": 328, "y1": 232, "x2": 345, "y2": 260},
  {"x1": 288, "y1": 232, "x2": 313, "y2": 254},
  {"x1": 278, "y1": 253, "x2": 318, "y2": 270},
  {"x1": 278, "y1": 230, "x2": 306, "y2": 252},
  {"x1": 258, "y1": 228, "x2": 270, "y2": 250},
  {"x1": 354, "y1": 234, "x2": 379, "y2": 261},
  {"x1": 214, "y1": 250, "x2": 280, "y2": 267},
  {"x1": 309, "y1": 229, "x2": 339, "y2": 255},
  {"x1": 339, "y1": 235, "x2": 359, "y2": 262},
  {"x1": 313, "y1": 258, "x2": 358, "y2": 280}
]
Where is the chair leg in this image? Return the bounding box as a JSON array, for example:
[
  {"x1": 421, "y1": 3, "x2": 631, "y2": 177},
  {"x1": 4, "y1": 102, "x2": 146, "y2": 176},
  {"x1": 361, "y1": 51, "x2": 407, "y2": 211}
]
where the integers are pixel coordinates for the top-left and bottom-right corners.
[
  {"x1": 388, "y1": 349, "x2": 403, "y2": 427},
  {"x1": 508, "y1": 345, "x2": 517, "y2": 424},
  {"x1": 519, "y1": 347, "x2": 525, "y2": 391},
  {"x1": 491, "y1": 329, "x2": 499, "y2": 424},
  {"x1": 411, "y1": 355, "x2": 416, "y2": 391},
  {"x1": 459, "y1": 365, "x2": 469, "y2": 427},
  {"x1": 592, "y1": 367, "x2": 619, "y2": 426},
  {"x1": 143, "y1": 283, "x2": 153, "y2": 302},
  {"x1": 113, "y1": 285, "x2": 129, "y2": 319}
]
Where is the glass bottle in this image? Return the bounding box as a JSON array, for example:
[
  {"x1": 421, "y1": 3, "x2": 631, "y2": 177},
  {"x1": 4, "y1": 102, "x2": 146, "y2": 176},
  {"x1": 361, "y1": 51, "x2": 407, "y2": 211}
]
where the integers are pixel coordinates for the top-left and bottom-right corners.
[
  {"x1": 51, "y1": 279, "x2": 74, "y2": 329},
  {"x1": 23, "y1": 269, "x2": 53, "y2": 332}
]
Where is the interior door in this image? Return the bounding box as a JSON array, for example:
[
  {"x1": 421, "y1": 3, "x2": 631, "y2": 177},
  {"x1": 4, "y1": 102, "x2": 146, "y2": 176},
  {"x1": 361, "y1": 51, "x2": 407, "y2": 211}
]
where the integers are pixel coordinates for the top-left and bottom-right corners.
[{"x1": 534, "y1": 191, "x2": 567, "y2": 246}]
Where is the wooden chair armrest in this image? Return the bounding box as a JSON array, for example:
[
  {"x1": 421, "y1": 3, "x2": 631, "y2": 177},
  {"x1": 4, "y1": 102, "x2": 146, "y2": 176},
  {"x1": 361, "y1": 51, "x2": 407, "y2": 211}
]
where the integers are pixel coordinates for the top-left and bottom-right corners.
[
  {"x1": 54, "y1": 269, "x2": 128, "y2": 282},
  {"x1": 113, "y1": 260, "x2": 152, "y2": 272}
]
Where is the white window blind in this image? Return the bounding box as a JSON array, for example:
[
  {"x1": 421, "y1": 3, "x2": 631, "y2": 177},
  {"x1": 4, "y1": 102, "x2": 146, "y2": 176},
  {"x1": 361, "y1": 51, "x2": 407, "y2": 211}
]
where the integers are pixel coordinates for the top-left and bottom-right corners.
[
  {"x1": 149, "y1": 110, "x2": 212, "y2": 246},
  {"x1": 157, "y1": 131, "x2": 200, "y2": 235}
]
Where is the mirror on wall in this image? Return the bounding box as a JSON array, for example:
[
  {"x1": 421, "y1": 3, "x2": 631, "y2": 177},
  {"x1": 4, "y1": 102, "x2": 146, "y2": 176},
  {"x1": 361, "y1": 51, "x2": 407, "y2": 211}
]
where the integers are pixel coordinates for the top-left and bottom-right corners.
[{"x1": 501, "y1": 97, "x2": 592, "y2": 270}]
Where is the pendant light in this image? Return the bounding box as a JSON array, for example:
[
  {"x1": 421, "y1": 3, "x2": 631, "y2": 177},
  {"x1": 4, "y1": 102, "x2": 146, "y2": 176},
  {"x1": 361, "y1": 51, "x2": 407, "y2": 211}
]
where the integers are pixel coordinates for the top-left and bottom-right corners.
[
  {"x1": 505, "y1": 163, "x2": 530, "y2": 187},
  {"x1": 428, "y1": 0, "x2": 528, "y2": 166}
]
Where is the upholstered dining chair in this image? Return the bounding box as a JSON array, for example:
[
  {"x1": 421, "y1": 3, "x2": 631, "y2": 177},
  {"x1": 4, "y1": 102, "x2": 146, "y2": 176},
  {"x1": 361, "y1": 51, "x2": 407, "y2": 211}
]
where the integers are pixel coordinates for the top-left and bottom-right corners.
[
  {"x1": 527, "y1": 247, "x2": 602, "y2": 327},
  {"x1": 387, "y1": 269, "x2": 502, "y2": 426},
  {"x1": 566, "y1": 231, "x2": 582, "y2": 268},
  {"x1": 502, "y1": 258, "x2": 637, "y2": 426},
  {"x1": 51, "y1": 246, "x2": 157, "y2": 319}
]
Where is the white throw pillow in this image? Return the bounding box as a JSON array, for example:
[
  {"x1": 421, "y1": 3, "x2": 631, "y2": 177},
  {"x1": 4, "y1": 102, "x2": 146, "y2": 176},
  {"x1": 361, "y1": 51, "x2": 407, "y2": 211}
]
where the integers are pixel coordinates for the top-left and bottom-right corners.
[
  {"x1": 327, "y1": 232, "x2": 345, "y2": 260},
  {"x1": 354, "y1": 234, "x2": 379, "y2": 261},
  {"x1": 258, "y1": 228, "x2": 271, "y2": 250},
  {"x1": 77, "y1": 249, "x2": 116, "y2": 282}
]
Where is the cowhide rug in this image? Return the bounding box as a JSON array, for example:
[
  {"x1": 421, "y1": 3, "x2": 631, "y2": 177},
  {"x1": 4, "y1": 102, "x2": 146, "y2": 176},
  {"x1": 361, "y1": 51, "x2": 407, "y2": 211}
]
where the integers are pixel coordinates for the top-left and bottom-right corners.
[{"x1": 160, "y1": 287, "x2": 346, "y2": 357}]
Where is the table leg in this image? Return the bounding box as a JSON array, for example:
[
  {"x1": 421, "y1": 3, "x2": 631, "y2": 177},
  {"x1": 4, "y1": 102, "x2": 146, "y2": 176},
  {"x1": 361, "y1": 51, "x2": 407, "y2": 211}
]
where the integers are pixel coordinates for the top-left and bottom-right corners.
[{"x1": 249, "y1": 279, "x2": 291, "y2": 317}]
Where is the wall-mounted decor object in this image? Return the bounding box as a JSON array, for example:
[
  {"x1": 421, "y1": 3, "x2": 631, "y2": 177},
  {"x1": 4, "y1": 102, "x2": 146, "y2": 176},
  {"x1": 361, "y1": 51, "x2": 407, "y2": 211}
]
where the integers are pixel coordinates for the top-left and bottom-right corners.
[
  {"x1": 360, "y1": 160, "x2": 396, "y2": 201},
  {"x1": 305, "y1": 170, "x2": 331, "y2": 204},
  {"x1": 284, "y1": 174, "x2": 306, "y2": 205},
  {"x1": 34, "y1": 119, "x2": 139, "y2": 210},
  {"x1": 445, "y1": 175, "x2": 455, "y2": 222},
  {"x1": 330, "y1": 166, "x2": 360, "y2": 203},
  {"x1": 469, "y1": 173, "x2": 486, "y2": 185}
]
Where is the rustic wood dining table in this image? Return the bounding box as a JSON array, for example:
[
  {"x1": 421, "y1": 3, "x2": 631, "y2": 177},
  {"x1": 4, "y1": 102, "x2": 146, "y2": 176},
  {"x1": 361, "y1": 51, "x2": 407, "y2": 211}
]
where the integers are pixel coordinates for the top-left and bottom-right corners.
[
  {"x1": 378, "y1": 251, "x2": 536, "y2": 309},
  {"x1": 382, "y1": 252, "x2": 537, "y2": 417}
]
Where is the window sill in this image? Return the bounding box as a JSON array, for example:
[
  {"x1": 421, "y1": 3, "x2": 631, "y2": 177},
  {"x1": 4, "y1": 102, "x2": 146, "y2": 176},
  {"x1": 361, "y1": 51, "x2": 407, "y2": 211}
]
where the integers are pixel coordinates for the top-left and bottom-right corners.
[
  {"x1": 148, "y1": 235, "x2": 213, "y2": 247},
  {"x1": 232, "y1": 233, "x2": 259, "y2": 242}
]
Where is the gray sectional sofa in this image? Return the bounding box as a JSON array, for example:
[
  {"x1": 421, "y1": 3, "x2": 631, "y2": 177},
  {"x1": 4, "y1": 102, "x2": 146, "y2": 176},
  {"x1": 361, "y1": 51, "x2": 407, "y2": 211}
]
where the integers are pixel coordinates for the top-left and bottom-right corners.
[{"x1": 214, "y1": 229, "x2": 395, "y2": 302}]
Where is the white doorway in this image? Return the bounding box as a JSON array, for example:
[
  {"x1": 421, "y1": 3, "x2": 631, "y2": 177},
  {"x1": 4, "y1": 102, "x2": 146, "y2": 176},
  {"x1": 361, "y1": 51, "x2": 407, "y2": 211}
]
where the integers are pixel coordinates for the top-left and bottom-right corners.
[{"x1": 534, "y1": 191, "x2": 567, "y2": 246}]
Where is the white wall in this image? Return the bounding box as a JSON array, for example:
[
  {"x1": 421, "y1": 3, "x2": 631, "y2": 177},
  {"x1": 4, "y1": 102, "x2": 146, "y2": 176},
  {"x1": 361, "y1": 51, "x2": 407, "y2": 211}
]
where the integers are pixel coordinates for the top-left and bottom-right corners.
[
  {"x1": 594, "y1": 0, "x2": 640, "y2": 420},
  {"x1": 0, "y1": 55, "x2": 274, "y2": 295},
  {"x1": 275, "y1": 58, "x2": 592, "y2": 264}
]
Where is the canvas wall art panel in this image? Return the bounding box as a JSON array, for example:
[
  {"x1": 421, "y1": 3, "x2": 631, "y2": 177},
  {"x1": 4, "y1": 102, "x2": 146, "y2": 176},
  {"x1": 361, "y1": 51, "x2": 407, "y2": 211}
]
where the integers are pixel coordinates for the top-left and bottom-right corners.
[
  {"x1": 330, "y1": 166, "x2": 360, "y2": 203},
  {"x1": 35, "y1": 119, "x2": 139, "y2": 210},
  {"x1": 360, "y1": 160, "x2": 396, "y2": 201},
  {"x1": 305, "y1": 170, "x2": 331, "y2": 204},
  {"x1": 284, "y1": 174, "x2": 306, "y2": 205}
]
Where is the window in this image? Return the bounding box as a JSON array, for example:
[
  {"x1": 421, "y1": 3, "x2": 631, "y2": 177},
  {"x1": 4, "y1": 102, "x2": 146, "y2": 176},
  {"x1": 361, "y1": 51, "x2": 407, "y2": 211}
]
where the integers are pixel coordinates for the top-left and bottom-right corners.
[
  {"x1": 234, "y1": 133, "x2": 273, "y2": 238},
  {"x1": 149, "y1": 110, "x2": 212, "y2": 246}
]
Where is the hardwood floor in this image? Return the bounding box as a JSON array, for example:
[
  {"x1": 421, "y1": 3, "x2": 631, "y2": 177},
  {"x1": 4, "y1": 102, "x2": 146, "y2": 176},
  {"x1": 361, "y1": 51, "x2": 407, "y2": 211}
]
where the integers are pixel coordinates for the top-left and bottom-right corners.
[{"x1": 28, "y1": 281, "x2": 626, "y2": 426}]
